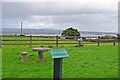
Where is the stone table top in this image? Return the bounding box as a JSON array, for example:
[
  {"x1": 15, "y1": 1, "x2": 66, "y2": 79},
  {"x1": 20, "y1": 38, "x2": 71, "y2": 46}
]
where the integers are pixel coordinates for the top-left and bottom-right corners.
[
  {"x1": 32, "y1": 48, "x2": 49, "y2": 52},
  {"x1": 21, "y1": 52, "x2": 28, "y2": 55}
]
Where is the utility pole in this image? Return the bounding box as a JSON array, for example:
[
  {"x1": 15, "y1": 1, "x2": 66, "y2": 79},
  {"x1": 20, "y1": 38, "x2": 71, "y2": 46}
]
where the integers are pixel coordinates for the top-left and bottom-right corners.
[
  {"x1": 21, "y1": 22, "x2": 22, "y2": 35},
  {"x1": 20, "y1": 22, "x2": 25, "y2": 36}
]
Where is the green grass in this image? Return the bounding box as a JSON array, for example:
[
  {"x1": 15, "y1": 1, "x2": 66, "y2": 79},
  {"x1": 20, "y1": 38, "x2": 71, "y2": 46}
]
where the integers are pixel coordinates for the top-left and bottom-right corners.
[
  {"x1": 0, "y1": 49, "x2": 2, "y2": 79},
  {"x1": 2, "y1": 45, "x2": 118, "y2": 78},
  {"x1": 1, "y1": 36, "x2": 119, "y2": 78}
]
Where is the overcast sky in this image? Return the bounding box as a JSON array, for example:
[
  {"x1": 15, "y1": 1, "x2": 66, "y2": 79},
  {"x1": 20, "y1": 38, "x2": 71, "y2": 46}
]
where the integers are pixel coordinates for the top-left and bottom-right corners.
[{"x1": 1, "y1": 0, "x2": 119, "y2": 32}]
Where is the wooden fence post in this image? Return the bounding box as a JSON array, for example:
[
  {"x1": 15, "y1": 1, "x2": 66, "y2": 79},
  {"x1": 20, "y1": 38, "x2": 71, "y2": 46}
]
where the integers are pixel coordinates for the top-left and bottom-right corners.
[
  {"x1": 113, "y1": 37, "x2": 116, "y2": 46},
  {"x1": 56, "y1": 35, "x2": 58, "y2": 48},
  {"x1": 0, "y1": 35, "x2": 2, "y2": 48},
  {"x1": 30, "y1": 35, "x2": 32, "y2": 48},
  {"x1": 97, "y1": 36, "x2": 100, "y2": 46}
]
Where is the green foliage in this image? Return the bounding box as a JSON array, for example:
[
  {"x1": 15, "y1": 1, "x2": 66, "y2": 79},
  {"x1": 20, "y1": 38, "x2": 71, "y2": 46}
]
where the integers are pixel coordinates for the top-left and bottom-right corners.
[{"x1": 62, "y1": 27, "x2": 80, "y2": 36}]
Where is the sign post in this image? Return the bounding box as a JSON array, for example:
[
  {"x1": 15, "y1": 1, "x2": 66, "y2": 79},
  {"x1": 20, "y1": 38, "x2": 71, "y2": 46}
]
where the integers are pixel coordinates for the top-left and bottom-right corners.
[{"x1": 50, "y1": 49, "x2": 69, "y2": 80}]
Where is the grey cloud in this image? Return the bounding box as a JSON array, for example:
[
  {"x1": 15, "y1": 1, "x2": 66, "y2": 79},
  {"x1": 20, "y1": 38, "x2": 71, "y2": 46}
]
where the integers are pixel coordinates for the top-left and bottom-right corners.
[
  {"x1": 2, "y1": 2, "x2": 117, "y2": 18},
  {"x1": 2, "y1": 13, "x2": 117, "y2": 32},
  {"x1": 2, "y1": 2, "x2": 118, "y2": 32}
]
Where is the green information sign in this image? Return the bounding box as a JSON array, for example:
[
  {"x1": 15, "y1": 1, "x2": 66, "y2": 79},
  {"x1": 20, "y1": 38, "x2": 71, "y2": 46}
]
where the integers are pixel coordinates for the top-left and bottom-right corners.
[{"x1": 50, "y1": 49, "x2": 69, "y2": 58}]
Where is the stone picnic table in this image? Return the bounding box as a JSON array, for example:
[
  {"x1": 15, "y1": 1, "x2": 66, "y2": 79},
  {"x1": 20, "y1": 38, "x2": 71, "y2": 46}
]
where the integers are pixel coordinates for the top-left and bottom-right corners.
[{"x1": 32, "y1": 48, "x2": 49, "y2": 62}]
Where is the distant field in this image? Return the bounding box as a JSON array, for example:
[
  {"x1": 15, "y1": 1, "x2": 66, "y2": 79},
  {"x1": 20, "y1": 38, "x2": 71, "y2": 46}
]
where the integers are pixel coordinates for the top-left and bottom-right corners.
[{"x1": 2, "y1": 45, "x2": 118, "y2": 78}]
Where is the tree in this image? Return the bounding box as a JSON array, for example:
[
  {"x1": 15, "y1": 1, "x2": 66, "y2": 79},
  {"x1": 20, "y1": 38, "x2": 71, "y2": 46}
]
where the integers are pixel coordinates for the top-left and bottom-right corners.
[{"x1": 62, "y1": 27, "x2": 80, "y2": 37}]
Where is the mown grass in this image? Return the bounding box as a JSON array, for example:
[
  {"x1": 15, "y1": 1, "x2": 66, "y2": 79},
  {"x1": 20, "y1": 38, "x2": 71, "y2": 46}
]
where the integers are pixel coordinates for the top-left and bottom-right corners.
[{"x1": 2, "y1": 44, "x2": 118, "y2": 78}]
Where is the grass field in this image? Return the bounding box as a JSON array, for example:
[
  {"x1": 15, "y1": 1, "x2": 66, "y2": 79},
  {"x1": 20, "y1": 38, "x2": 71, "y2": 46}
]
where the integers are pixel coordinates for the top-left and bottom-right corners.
[{"x1": 2, "y1": 44, "x2": 118, "y2": 78}]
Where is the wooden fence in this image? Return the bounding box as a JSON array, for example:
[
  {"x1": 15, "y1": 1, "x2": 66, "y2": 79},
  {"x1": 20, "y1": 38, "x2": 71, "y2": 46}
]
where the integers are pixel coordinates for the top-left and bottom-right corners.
[{"x1": 1, "y1": 35, "x2": 119, "y2": 48}]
